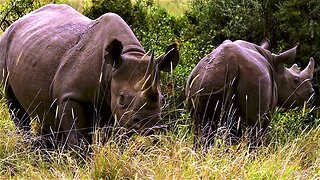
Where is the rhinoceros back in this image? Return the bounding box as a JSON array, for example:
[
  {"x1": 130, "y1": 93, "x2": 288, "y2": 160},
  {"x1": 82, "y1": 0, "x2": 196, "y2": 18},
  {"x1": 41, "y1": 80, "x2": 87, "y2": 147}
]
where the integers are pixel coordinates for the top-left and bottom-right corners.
[
  {"x1": 187, "y1": 41, "x2": 240, "y2": 98},
  {"x1": 0, "y1": 4, "x2": 93, "y2": 117},
  {"x1": 5, "y1": 4, "x2": 91, "y2": 67}
]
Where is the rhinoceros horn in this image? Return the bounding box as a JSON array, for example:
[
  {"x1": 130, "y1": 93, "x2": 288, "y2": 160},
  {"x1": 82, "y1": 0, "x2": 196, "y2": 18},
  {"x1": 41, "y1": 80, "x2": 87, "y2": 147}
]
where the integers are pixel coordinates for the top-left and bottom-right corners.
[
  {"x1": 151, "y1": 65, "x2": 159, "y2": 92},
  {"x1": 289, "y1": 64, "x2": 300, "y2": 73},
  {"x1": 302, "y1": 57, "x2": 315, "y2": 78},
  {"x1": 141, "y1": 51, "x2": 157, "y2": 92}
]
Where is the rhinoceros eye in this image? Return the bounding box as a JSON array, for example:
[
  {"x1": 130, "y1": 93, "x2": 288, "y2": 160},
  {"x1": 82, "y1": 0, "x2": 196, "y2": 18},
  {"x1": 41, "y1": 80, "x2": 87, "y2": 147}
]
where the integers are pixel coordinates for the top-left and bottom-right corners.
[
  {"x1": 118, "y1": 91, "x2": 126, "y2": 108},
  {"x1": 294, "y1": 77, "x2": 300, "y2": 84}
]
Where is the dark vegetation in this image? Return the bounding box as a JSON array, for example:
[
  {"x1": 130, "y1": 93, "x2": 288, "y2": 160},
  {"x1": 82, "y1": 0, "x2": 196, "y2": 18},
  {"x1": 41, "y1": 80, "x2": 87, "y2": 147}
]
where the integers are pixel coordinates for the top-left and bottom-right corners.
[{"x1": 1, "y1": 0, "x2": 320, "y2": 141}]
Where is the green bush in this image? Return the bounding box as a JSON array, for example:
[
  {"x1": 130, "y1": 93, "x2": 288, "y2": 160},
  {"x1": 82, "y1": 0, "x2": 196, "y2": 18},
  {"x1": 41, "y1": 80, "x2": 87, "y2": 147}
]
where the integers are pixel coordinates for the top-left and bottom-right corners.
[
  {"x1": 267, "y1": 107, "x2": 319, "y2": 147},
  {"x1": 0, "y1": 0, "x2": 44, "y2": 31},
  {"x1": 83, "y1": 0, "x2": 151, "y2": 28},
  {"x1": 184, "y1": 0, "x2": 264, "y2": 56},
  {"x1": 184, "y1": 0, "x2": 320, "y2": 66}
]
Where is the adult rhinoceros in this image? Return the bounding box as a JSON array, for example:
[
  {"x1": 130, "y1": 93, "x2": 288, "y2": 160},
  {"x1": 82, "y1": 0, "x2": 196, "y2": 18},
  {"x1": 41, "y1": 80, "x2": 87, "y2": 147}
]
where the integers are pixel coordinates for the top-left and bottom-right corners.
[
  {"x1": 0, "y1": 4, "x2": 179, "y2": 147},
  {"x1": 186, "y1": 39, "x2": 314, "y2": 148}
]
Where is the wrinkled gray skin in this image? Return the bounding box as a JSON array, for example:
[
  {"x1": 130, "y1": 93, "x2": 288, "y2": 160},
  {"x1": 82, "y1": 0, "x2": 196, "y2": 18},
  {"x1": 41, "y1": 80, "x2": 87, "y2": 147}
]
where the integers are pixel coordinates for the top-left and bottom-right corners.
[
  {"x1": 186, "y1": 39, "x2": 315, "y2": 148},
  {"x1": 0, "y1": 4, "x2": 179, "y2": 146}
]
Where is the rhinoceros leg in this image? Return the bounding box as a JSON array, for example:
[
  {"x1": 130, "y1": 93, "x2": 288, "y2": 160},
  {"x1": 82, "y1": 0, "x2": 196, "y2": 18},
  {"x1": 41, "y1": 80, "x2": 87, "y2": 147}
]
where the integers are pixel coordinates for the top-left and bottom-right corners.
[
  {"x1": 189, "y1": 94, "x2": 218, "y2": 149},
  {"x1": 6, "y1": 86, "x2": 31, "y2": 132},
  {"x1": 236, "y1": 77, "x2": 272, "y2": 147},
  {"x1": 57, "y1": 100, "x2": 92, "y2": 147},
  {"x1": 189, "y1": 88, "x2": 238, "y2": 149}
]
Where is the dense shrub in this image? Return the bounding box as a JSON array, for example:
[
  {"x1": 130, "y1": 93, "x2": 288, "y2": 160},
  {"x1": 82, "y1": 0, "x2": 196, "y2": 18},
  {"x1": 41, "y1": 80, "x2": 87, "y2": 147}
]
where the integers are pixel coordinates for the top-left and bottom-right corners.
[
  {"x1": 273, "y1": 0, "x2": 320, "y2": 60},
  {"x1": 83, "y1": 0, "x2": 151, "y2": 29},
  {"x1": 184, "y1": 0, "x2": 264, "y2": 57},
  {"x1": 184, "y1": 0, "x2": 320, "y2": 64}
]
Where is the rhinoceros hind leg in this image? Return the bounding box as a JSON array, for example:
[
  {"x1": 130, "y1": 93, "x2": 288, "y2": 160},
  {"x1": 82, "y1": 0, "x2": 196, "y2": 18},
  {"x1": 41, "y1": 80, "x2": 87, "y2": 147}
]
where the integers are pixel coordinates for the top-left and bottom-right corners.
[
  {"x1": 189, "y1": 94, "x2": 225, "y2": 150},
  {"x1": 6, "y1": 86, "x2": 31, "y2": 132}
]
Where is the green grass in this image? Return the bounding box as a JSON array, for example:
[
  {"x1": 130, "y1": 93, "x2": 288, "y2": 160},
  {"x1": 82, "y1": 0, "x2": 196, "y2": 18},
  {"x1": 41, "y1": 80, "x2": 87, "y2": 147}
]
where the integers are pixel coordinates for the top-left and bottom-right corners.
[
  {"x1": 1, "y1": 0, "x2": 190, "y2": 14},
  {"x1": 0, "y1": 0, "x2": 5, "y2": 5},
  {"x1": 154, "y1": 0, "x2": 190, "y2": 16},
  {"x1": 0, "y1": 95, "x2": 319, "y2": 179}
]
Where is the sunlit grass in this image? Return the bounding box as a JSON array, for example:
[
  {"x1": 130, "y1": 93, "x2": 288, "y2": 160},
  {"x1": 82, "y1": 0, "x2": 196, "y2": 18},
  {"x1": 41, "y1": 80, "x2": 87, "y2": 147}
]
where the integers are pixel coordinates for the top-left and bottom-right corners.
[
  {"x1": 154, "y1": 0, "x2": 190, "y2": 16},
  {"x1": 0, "y1": 96, "x2": 319, "y2": 179},
  {"x1": 89, "y1": 124, "x2": 320, "y2": 179}
]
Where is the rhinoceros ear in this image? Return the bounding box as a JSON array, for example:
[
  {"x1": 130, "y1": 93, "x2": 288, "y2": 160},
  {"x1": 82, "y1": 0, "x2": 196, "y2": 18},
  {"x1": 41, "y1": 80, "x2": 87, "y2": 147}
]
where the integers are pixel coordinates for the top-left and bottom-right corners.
[
  {"x1": 274, "y1": 44, "x2": 298, "y2": 65},
  {"x1": 260, "y1": 38, "x2": 270, "y2": 50},
  {"x1": 104, "y1": 38, "x2": 123, "y2": 68},
  {"x1": 156, "y1": 42, "x2": 180, "y2": 72}
]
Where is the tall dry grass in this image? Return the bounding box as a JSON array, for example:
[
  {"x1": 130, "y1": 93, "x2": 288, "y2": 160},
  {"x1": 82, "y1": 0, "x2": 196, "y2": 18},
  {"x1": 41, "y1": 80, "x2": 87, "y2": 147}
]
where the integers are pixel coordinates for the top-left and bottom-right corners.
[{"x1": 0, "y1": 96, "x2": 319, "y2": 179}]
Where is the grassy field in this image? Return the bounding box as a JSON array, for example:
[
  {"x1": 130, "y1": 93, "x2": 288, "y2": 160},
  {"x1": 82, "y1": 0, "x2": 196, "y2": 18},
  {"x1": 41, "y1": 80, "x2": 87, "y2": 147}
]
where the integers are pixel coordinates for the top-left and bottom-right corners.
[
  {"x1": 0, "y1": 0, "x2": 189, "y2": 13},
  {"x1": 154, "y1": 0, "x2": 190, "y2": 16},
  {"x1": 0, "y1": 99, "x2": 320, "y2": 178}
]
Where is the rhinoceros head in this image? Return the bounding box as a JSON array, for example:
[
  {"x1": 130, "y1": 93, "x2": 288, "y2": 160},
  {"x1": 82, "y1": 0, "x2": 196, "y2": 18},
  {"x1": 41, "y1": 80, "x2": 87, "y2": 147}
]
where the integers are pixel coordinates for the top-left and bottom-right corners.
[
  {"x1": 105, "y1": 39, "x2": 179, "y2": 134},
  {"x1": 273, "y1": 45, "x2": 315, "y2": 108}
]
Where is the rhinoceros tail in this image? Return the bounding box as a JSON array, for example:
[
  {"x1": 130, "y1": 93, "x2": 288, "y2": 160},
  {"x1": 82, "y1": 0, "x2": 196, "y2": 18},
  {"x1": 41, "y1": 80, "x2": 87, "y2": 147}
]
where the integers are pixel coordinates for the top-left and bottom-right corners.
[
  {"x1": 0, "y1": 40, "x2": 5, "y2": 88},
  {"x1": 0, "y1": 34, "x2": 8, "y2": 91},
  {"x1": 185, "y1": 73, "x2": 197, "y2": 112}
]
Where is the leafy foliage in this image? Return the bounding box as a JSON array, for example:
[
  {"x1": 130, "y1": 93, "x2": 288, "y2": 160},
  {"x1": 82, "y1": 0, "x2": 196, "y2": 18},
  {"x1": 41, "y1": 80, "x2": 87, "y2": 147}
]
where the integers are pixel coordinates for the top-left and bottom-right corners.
[
  {"x1": 0, "y1": 0, "x2": 44, "y2": 31},
  {"x1": 83, "y1": 0, "x2": 151, "y2": 28},
  {"x1": 185, "y1": 0, "x2": 264, "y2": 54},
  {"x1": 268, "y1": 107, "x2": 319, "y2": 146}
]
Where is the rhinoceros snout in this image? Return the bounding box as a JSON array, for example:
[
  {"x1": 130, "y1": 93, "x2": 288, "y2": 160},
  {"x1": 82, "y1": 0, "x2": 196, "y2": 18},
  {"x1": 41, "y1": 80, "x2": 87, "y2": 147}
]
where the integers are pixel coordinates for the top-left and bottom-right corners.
[
  {"x1": 130, "y1": 113, "x2": 162, "y2": 133},
  {"x1": 306, "y1": 86, "x2": 315, "y2": 97},
  {"x1": 296, "y1": 87, "x2": 315, "y2": 105},
  {"x1": 132, "y1": 117, "x2": 143, "y2": 129},
  {"x1": 311, "y1": 88, "x2": 315, "y2": 95},
  {"x1": 308, "y1": 88, "x2": 315, "y2": 100}
]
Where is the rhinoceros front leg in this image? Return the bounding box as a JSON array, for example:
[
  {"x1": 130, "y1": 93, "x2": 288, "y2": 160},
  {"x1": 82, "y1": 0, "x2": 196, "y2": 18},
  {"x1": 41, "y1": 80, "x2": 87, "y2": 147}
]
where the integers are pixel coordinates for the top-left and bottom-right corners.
[
  {"x1": 57, "y1": 100, "x2": 92, "y2": 148},
  {"x1": 6, "y1": 86, "x2": 31, "y2": 132}
]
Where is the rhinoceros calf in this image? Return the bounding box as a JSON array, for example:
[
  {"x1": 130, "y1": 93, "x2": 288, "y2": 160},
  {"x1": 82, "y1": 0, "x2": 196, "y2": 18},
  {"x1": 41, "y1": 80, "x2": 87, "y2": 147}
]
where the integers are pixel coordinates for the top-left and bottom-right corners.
[
  {"x1": 0, "y1": 4, "x2": 179, "y2": 147},
  {"x1": 186, "y1": 39, "x2": 314, "y2": 147}
]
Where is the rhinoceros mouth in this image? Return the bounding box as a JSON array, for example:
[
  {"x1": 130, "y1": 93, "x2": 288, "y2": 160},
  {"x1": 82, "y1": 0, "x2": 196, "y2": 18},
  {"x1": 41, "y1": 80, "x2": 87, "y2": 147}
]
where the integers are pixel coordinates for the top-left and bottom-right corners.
[
  {"x1": 288, "y1": 78, "x2": 314, "y2": 97},
  {"x1": 141, "y1": 124, "x2": 168, "y2": 135},
  {"x1": 114, "y1": 124, "x2": 167, "y2": 138}
]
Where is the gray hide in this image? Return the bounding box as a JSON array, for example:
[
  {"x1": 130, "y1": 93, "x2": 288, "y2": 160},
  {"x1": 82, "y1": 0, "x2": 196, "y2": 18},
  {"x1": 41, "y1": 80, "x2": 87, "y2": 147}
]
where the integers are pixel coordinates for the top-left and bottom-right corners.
[
  {"x1": 0, "y1": 4, "x2": 179, "y2": 146},
  {"x1": 186, "y1": 39, "x2": 314, "y2": 147}
]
